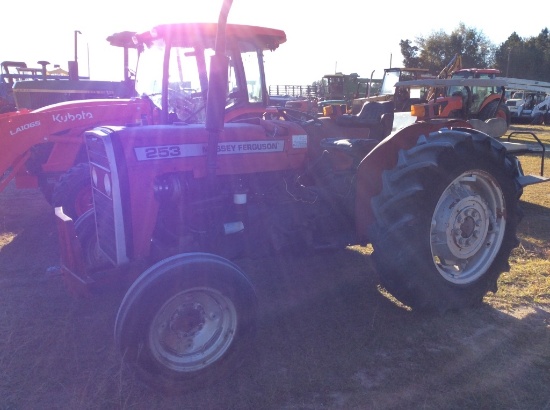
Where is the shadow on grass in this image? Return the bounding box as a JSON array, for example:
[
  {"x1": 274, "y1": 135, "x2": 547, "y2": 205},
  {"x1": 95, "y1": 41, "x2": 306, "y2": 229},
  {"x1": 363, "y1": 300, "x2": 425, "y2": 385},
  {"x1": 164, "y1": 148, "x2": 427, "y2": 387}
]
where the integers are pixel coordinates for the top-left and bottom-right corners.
[
  {"x1": 1, "y1": 186, "x2": 549, "y2": 410},
  {"x1": 2, "y1": 244, "x2": 549, "y2": 410},
  {"x1": 518, "y1": 200, "x2": 550, "y2": 252}
]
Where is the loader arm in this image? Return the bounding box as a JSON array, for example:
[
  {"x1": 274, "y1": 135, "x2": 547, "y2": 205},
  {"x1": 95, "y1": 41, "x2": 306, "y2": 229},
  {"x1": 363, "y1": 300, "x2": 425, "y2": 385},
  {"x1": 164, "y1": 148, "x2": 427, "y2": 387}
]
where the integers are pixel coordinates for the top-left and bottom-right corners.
[{"x1": 0, "y1": 98, "x2": 151, "y2": 191}]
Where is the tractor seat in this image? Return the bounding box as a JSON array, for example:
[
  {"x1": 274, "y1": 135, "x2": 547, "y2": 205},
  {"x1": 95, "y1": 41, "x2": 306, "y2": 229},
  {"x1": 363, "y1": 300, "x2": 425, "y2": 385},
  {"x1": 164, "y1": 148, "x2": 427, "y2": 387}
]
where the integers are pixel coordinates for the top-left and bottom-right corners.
[
  {"x1": 335, "y1": 101, "x2": 395, "y2": 140},
  {"x1": 320, "y1": 137, "x2": 379, "y2": 159}
]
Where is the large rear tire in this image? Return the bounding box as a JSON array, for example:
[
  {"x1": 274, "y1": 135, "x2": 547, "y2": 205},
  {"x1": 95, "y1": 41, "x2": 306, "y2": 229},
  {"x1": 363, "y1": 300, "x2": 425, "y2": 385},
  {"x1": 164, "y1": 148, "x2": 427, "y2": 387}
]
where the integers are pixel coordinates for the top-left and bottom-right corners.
[
  {"x1": 115, "y1": 253, "x2": 257, "y2": 394},
  {"x1": 369, "y1": 129, "x2": 523, "y2": 311}
]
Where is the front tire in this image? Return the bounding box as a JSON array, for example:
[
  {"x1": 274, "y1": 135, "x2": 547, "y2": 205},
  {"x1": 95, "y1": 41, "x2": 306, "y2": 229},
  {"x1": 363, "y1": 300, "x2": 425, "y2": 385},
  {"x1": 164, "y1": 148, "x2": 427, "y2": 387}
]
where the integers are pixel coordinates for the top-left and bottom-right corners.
[
  {"x1": 115, "y1": 253, "x2": 257, "y2": 393},
  {"x1": 370, "y1": 129, "x2": 523, "y2": 311},
  {"x1": 52, "y1": 162, "x2": 93, "y2": 220},
  {"x1": 74, "y1": 209, "x2": 111, "y2": 270}
]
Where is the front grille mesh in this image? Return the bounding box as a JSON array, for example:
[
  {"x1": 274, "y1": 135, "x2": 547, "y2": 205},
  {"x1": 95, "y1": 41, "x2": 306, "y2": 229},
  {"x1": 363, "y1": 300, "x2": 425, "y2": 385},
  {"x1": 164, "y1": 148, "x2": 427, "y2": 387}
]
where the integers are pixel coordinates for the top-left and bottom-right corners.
[{"x1": 86, "y1": 132, "x2": 121, "y2": 265}]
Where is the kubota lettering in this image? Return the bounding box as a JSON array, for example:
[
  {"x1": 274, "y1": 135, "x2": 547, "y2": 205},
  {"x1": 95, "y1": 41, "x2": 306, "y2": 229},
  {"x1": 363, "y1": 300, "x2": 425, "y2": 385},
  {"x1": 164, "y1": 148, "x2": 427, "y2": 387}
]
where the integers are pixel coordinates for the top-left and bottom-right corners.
[{"x1": 52, "y1": 111, "x2": 94, "y2": 123}]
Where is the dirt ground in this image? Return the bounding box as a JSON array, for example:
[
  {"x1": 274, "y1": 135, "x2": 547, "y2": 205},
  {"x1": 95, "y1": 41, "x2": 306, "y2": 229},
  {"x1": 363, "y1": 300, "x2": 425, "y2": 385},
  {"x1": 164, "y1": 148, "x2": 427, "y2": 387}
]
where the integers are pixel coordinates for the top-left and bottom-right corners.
[{"x1": 0, "y1": 181, "x2": 549, "y2": 410}]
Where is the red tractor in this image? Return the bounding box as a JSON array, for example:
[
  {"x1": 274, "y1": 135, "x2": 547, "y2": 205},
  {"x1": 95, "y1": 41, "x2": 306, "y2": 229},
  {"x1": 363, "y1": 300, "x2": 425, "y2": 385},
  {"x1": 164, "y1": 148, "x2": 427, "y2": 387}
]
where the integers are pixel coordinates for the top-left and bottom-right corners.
[
  {"x1": 55, "y1": 0, "x2": 548, "y2": 393},
  {"x1": 0, "y1": 23, "x2": 285, "y2": 219}
]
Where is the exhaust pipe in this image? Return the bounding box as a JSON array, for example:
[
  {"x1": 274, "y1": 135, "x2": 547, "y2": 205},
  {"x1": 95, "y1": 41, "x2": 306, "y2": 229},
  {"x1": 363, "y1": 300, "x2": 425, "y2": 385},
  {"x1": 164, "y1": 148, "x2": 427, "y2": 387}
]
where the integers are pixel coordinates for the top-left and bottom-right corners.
[{"x1": 205, "y1": 0, "x2": 233, "y2": 179}]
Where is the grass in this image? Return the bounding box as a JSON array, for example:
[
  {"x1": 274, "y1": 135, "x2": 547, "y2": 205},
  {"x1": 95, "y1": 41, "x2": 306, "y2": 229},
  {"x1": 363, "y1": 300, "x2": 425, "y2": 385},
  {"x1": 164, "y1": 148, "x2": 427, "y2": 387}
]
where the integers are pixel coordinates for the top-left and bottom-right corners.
[
  {"x1": 483, "y1": 124, "x2": 550, "y2": 312},
  {"x1": 0, "y1": 123, "x2": 549, "y2": 409}
]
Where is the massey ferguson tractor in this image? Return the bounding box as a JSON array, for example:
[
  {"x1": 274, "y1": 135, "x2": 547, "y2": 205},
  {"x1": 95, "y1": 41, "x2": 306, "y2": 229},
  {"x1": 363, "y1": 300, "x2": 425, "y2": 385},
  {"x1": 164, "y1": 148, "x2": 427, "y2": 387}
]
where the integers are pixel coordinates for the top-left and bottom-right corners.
[
  {"x1": 54, "y1": 0, "x2": 549, "y2": 394},
  {"x1": 0, "y1": 22, "x2": 283, "y2": 219}
]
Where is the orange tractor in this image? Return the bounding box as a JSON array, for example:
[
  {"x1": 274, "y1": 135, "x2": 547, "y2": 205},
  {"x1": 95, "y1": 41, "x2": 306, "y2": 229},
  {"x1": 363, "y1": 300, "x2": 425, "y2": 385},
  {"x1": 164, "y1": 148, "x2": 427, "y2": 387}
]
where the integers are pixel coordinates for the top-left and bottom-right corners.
[{"x1": 398, "y1": 68, "x2": 512, "y2": 127}]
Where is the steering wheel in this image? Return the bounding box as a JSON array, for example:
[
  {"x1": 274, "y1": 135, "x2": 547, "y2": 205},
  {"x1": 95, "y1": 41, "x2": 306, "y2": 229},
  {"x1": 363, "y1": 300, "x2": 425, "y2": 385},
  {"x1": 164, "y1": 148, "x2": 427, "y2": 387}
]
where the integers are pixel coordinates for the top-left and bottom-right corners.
[{"x1": 265, "y1": 107, "x2": 322, "y2": 126}]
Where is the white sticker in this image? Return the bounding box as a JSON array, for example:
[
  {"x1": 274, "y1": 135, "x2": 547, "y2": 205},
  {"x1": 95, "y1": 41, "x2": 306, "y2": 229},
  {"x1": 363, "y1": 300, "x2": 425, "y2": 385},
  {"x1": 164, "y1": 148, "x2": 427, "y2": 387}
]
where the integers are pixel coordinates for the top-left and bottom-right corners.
[{"x1": 292, "y1": 134, "x2": 308, "y2": 149}]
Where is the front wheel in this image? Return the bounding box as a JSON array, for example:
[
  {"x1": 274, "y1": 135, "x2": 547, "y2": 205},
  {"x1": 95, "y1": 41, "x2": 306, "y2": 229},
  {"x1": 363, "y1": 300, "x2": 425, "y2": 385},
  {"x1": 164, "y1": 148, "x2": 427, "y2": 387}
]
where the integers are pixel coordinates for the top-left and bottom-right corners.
[
  {"x1": 370, "y1": 129, "x2": 523, "y2": 311},
  {"x1": 52, "y1": 162, "x2": 93, "y2": 220},
  {"x1": 115, "y1": 253, "x2": 257, "y2": 393},
  {"x1": 74, "y1": 209, "x2": 111, "y2": 270}
]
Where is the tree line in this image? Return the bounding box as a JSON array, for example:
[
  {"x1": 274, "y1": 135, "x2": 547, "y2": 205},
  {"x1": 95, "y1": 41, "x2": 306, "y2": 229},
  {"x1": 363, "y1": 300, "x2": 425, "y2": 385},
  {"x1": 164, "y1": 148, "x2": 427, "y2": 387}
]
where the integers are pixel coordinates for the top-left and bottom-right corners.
[{"x1": 400, "y1": 23, "x2": 550, "y2": 81}]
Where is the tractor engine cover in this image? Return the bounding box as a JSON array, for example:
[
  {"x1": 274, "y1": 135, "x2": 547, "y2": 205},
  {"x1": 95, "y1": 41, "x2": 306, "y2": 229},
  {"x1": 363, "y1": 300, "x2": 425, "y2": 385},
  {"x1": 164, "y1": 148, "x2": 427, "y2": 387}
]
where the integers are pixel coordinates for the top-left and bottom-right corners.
[{"x1": 85, "y1": 120, "x2": 311, "y2": 261}]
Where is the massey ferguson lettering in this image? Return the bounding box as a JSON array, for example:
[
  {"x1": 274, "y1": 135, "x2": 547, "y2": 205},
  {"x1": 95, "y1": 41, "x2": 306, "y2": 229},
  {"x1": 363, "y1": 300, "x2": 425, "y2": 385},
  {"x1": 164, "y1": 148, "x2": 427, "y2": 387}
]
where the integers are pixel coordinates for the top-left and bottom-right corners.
[
  {"x1": 135, "y1": 140, "x2": 285, "y2": 161},
  {"x1": 52, "y1": 111, "x2": 94, "y2": 123},
  {"x1": 213, "y1": 141, "x2": 284, "y2": 154},
  {"x1": 9, "y1": 121, "x2": 41, "y2": 136}
]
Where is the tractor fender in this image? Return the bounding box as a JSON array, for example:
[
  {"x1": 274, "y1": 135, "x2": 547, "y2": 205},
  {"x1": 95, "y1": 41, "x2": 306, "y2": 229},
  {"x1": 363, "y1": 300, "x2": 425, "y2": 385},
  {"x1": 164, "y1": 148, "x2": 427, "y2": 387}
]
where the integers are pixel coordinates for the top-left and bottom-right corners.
[
  {"x1": 477, "y1": 94, "x2": 502, "y2": 113},
  {"x1": 114, "y1": 252, "x2": 258, "y2": 392},
  {"x1": 354, "y1": 119, "x2": 472, "y2": 242},
  {"x1": 115, "y1": 252, "x2": 257, "y2": 349}
]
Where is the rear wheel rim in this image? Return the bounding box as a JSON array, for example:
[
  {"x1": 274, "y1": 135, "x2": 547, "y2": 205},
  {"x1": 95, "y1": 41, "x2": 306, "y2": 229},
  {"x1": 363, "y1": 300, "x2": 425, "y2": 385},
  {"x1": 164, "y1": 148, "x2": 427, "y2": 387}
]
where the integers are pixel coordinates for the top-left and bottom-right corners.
[{"x1": 430, "y1": 170, "x2": 506, "y2": 284}]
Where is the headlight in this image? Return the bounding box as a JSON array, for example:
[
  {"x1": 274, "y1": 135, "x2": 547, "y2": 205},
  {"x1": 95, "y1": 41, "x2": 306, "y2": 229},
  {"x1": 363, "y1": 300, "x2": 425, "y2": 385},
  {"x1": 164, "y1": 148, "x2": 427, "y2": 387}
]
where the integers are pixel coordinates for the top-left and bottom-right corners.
[
  {"x1": 104, "y1": 173, "x2": 112, "y2": 197},
  {"x1": 91, "y1": 166, "x2": 98, "y2": 187}
]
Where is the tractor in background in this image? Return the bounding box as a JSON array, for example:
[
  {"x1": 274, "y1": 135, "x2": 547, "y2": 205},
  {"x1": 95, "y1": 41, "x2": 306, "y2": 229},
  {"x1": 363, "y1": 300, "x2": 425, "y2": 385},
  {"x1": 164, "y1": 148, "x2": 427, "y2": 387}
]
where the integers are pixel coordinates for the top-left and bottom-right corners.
[
  {"x1": 316, "y1": 72, "x2": 377, "y2": 113},
  {"x1": 396, "y1": 68, "x2": 512, "y2": 128},
  {"x1": 0, "y1": 61, "x2": 31, "y2": 113},
  {"x1": 269, "y1": 72, "x2": 381, "y2": 116},
  {"x1": 349, "y1": 67, "x2": 434, "y2": 114},
  {"x1": 0, "y1": 37, "x2": 136, "y2": 114}
]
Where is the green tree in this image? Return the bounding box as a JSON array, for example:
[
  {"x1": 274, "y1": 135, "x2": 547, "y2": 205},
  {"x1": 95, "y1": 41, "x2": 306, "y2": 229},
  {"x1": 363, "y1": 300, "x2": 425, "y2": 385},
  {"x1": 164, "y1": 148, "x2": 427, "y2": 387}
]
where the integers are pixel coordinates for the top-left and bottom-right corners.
[
  {"x1": 399, "y1": 39, "x2": 421, "y2": 68},
  {"x1": 400, "y1": 23, "x2": 494, "y2": 74},
  {"x1": 494, "y1": 32, "x2": 522, "y2": 77},
  {"x1": 495, "y1": 28, "x2": 550, "y2": 81},
  {"x1": 402, "y1": 24, "x2": 550, "y2": 81}
]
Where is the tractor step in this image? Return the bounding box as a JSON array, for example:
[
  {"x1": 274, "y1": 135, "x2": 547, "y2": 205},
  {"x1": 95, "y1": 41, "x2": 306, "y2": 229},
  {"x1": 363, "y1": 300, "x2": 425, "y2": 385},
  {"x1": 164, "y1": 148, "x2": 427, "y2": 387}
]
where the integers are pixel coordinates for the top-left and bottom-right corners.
[
  {"x1": 517, "y1": 174, "x2": 550, "y2": 187},
  {"x1": 500, "y1": 141, "x2": 544, "y2": 154},
  {"x1": 502, "y1": 131, "x2": 546, "y2": 179}
]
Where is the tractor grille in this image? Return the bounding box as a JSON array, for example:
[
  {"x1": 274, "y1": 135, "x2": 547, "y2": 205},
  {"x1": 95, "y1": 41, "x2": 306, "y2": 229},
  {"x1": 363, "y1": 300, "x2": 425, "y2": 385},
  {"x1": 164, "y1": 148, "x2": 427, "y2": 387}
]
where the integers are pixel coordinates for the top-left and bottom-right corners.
[
  {"x1": 87, "y1": 135, "x2": 110, "y2": 169},
  {"x1": 93, "y1": 187, "x2": 118, "y2": 263},
  {"x1": 85, "y1": 129, "x2": 128, "y2": 265}
]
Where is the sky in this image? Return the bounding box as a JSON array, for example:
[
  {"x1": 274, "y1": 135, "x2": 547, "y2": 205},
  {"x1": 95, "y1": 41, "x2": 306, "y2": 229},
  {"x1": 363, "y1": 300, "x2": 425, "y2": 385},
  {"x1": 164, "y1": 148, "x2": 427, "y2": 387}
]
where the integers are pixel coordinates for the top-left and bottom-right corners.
[{"x1": 2, "y1": 0, "x2": 549, "y2": 86}]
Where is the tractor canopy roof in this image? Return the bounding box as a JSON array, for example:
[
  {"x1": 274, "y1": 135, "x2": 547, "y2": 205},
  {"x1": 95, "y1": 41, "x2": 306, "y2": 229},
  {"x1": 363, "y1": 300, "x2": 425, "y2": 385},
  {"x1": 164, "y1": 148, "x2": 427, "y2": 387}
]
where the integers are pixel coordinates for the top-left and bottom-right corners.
[
  {"x1": 323, "y1": 72, "x2": 361, "y2": 79},
  {"x1": 385, "y1": 67, "x2": 431, "y2": 73},
  {"x1": 452, "y1": 68, "x2": 501, "y2": 78},
  {"x1": 395, "y1": 77, "x2": 507, "y2": 88},
  {"x1": 106, "y1": 31, "x2": 139, "y2": 49},
  {"x1": 133, "y1": 23, "x2": 286, "y2": 52}
]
